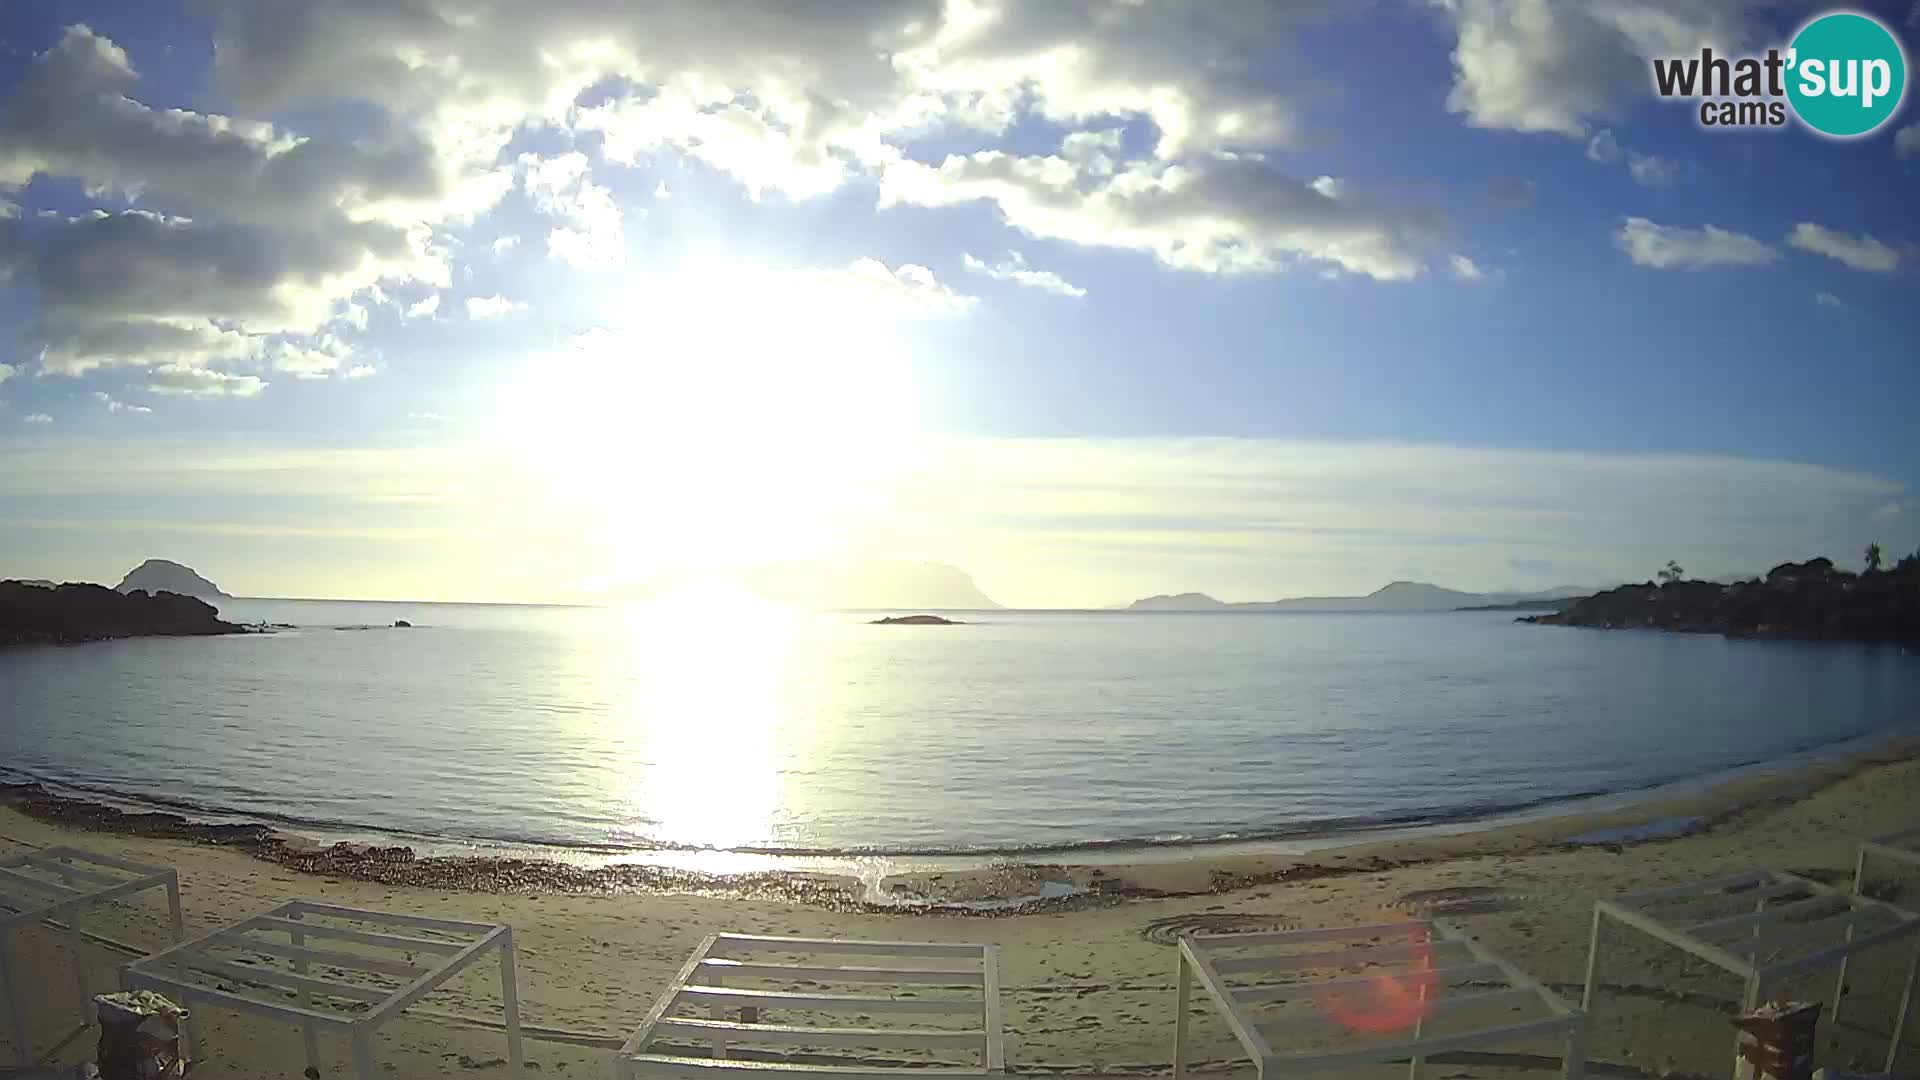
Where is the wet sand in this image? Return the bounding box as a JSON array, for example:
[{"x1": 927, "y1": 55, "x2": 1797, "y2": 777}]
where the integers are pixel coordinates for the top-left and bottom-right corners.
[{"x1": 2, "y1": 744, "x2": 1918, "y2": 1078}]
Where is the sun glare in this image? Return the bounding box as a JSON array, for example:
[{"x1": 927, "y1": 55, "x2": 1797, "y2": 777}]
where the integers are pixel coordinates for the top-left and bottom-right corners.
[
  {"x1": 607, "y1": 578, "x2": 803, "y2": 850},
  {"x1": 496, "y1": 262, "x2": 928, "y2": 591}
]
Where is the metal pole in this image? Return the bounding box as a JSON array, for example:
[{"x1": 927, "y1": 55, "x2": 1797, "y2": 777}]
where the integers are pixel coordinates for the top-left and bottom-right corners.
[
  {"x1": 1172, "y1": 949, "x2": 1190, "y2": 1080},
  {"x1": 1562, "y1": 1021, "x2": 1587, "y2": 1080},
  {"x1": 290, "y1": 911, "x2": 321, "y2": 1074},
  {"x1": 352, "y1": 1026, "x2": 377, "y2": 1080},
  {"x1": 1734, "y1": 975, "x2": 1764, "y2": 1080},
  {"x1": 164, "y1": 875, "x2": 197, "y2": 1062},
  {"x1": 501, "y1": 933, "x2": 525, "y2": 1080},
  {"x1": 1, "y1": 932, "x2": 29, "y2": 1066},
  {"x1": 1885, "y1": 936, "x2": 1920, "y2": 1074},
  {"x1": 1580, "y1": 907, "x2": 1605, "y2": 1012},
  {"x1": 1834, "y1": 844, "x2": 1868, "y2": 1025}
]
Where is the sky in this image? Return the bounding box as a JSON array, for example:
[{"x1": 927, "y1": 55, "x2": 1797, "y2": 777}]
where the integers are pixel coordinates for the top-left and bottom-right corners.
[{"x1": 0, "y1": 0, "x2": 1916, "y2": 607}]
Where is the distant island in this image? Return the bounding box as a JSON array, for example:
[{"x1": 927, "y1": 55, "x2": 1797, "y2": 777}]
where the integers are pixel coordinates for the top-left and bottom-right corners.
[
  {"x1": 1, "y1": 580, "x2": 241, "y2": 647},
  {"x1": 116, "y1": 559, "x2": 231, "y2": 601},
  {"x1": 1524, "y1": 556, "x2": 1920, "y2": 646},
  {"x1": 870, "y1": 614, "x2": 963, "y2": 625},
  {"x1": 1126, "y1": 581, "x2": 1595, "y2": 613}
]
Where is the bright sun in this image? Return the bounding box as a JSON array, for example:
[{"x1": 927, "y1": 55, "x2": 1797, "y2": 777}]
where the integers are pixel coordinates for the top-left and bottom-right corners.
[{"x1": 497, "y1": 261, "x2": 928, "y2": 589}]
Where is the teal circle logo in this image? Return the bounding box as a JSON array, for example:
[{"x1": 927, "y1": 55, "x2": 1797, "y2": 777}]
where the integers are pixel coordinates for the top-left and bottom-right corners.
[{"x1": 1786, "y1": 11, "x2": 1907, "y2": 138}]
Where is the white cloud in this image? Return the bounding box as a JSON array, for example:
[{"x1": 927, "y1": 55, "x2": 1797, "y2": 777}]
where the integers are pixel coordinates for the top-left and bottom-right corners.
[
  {"x1": 0, "y1": 25, "x2": 476, "y2": 382},
  {"x1": 791, "y1": 259, "x2": 976, "y2": 319},
  {"x1": 490, "y1": 235, "x2": 520, "y2": 256},
  {"x1": 1899, "y1": 124, "x2": 1920, "y2": 159},
  {"x1": 1626, "y1": 153, "x2": 1678, "y2": 188},
  {"x1": 1448, "y1": 253, "x2": 1496, "y2": 281},
  {"x1": 92, "y1": 391, "x2": 152, "y2": 415},
  {"x1": 1587, "y1": 128, "x2": 1678, "y2": 186},
  {"x1": 343, "y1": 364, "x2": 378, "y2": 379},
  {"x1": 1615, "y1": 217, "x2": 1778, "y2": 270},
  {"x1": 518, "y1": 152, "x2": 623, "y2": 268},
  {"x1": 339, "y1": 302, "x2": 369, "y2": 333},
  {"x1": 272, "y1": 335, "x2": 353, "y2": 379},
  {"x1": 1786, "y1": 223, "x2": 1901, "y2": 273},
  {"x1": 1815, "y1": 291, "x2": 1845, "y2": 309},
  {"x1": 881, "y1": 153, "x2": 1442, "y2": 281},
  {"x1": 403, "y1": 294, "x2": 441, "y2": 320},
  {"x1": 1436, "y1": 0, "x2": 1765, "y2": 136},
  {"x1": 24, "y1": 413, "x2": 52, "y2": 424},
  {"x1": 146, "y1": 365, "x2": 266, "y2": 398},
  {"x1": 961, "y1": 251, "x2": 1087, "y2": 298},
  {"x1": 408, "y1": 412, "x2": 447, "y2": 422},
  {"x1": 466, "y1": 294, "x2": 528, "y2": 320},
  {"x1": 1874, "y1": 501, "x2": 1904, "y2": 521},
  {"x1": 654, "y1": 180, "x2": 671, "y2": 200},
  {"x1": 0, "y1": 363, "x2": 13, "y2": 386}
]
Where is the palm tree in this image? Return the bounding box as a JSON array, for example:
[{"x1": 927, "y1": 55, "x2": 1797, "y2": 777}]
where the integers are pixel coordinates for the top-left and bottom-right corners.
[{"x1": 1865, "y1": 542, "x2": 1883, "y2": 572}]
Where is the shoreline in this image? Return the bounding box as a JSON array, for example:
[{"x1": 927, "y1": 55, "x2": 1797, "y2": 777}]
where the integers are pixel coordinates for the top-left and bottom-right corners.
[
  {"x1": 4, "y1": 745, "x2": 1920, "y2": 1076},
  {"x1": 5, "y1": 732, "x2": 1915, "y2": 913}
]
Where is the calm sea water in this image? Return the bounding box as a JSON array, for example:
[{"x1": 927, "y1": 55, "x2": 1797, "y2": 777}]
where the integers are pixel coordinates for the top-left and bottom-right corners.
[{"x1": 2, "y1": 596, "x2": 1916, "y2": 857}]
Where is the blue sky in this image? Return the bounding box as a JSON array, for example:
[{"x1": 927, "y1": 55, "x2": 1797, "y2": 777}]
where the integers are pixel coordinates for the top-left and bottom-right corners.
[{"x1": 0, "y1": 0, "x2": 1916, "y2": 606}]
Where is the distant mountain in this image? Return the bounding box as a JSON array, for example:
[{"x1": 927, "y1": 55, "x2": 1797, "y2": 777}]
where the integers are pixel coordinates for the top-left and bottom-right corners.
[
  {"x1": 1126, "y1": 582, "x2": 1596, "y2": 612},
  {"x1": 1129, "y1": 592, "x2": 1228, "y2": 610},
  {"x1": 115, "y1": 559, "x2": 231, "y2": 601},
  {"x1": 608, "y1": 559, "x2": 1000, "y2": 610}
]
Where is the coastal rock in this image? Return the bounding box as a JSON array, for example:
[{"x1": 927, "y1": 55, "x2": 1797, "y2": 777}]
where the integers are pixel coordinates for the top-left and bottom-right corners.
[
  {"x1": 0, "y1": 580, "x2": 243, "y2": 647},
  {"x1": 1523, "y1": 557, "x2": 1920, "y2": 645},
  {"x1": 393, "y1": 619, "x2": 412, "y2": 628},
  {"x1": 870, "y1": 614, "x2": 963, "y2": 625},
  {"x1": 115, "y1": 558, "x2": 231, "y2": 601}
]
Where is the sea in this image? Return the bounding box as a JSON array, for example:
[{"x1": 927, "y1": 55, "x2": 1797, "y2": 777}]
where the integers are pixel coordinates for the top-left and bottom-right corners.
[{"x1": 2, "y1": 594, "x2": 1917, "y2": 869}]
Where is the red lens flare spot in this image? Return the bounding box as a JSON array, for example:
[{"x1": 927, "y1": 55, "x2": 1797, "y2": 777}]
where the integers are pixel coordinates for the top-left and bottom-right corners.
[{"x1": 1310, "y1": 932, "x2": 1437, "y2": 1034}]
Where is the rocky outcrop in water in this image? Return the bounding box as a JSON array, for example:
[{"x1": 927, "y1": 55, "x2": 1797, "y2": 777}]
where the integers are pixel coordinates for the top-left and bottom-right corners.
[
  {"x1": 0, "y1": 580, "x2": 242, "y2": 647},
  {"x1": 115, "y1": 559, "x2": 231, "y2": 600},
  {"x1": 871, "y1": 614, "x2": 963, "y2": 625},
  {"x1": 1523, "y1": 557, "x2": 1920, "y2": 645}
]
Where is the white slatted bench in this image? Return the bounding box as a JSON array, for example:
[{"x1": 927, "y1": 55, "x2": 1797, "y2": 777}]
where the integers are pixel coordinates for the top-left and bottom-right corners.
[
  {"x1": 1173, "y1": 919, "x2": 1585, "y2": 1079},
  {"x1": 120, "y1": 900, "x2": 523, "y2": 1079},
  {"x1": 1582, "y1": 869, "x2": 1920, "y2": 1077},
  {"x1": 1854, "y1": 828, "x2": 1920, "y2": 894},
  {"x1": 615, "y1": 933, "x2": 1004, "y2": 1080},
  {"x1": 0, "y1": 845, "x2": 183, "y2": 1066},
  {"x1": 1840, "y1": 830, "x2": 1920, "y2": 1037}
]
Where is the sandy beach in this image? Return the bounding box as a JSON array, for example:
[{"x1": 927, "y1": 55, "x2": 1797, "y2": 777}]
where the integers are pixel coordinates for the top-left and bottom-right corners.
[{"x1": 3, "y1": 744, "x2": 1918, "y2": 1080}]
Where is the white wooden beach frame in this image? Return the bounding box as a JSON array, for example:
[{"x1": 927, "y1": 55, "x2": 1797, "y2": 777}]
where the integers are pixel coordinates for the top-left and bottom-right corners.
[
  {"x1": 1582, "y1": 868, "x2": 1920, "y2": 1077},
  {"x1": 120, "y1": 899, "x2": 523, "y2": 1080},
  {"x1": 0, "y1": 844, "x2": 184, "y2": 1066},
  {"x1": 615, "y1": 932, "x2": 1005, "y2": 1080},
  {"x1": 1172, "y1": 918, "x2": 1585, "y2": 1079}
]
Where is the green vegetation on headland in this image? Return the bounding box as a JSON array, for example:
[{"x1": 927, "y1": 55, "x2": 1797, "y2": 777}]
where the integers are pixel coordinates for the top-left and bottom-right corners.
[
  {"x1": 1523, "y1": 550, "x2": 1920, "y2": 646},
  {"x1": 0, "y1": 579, "x2": 241, "y2": 647}
]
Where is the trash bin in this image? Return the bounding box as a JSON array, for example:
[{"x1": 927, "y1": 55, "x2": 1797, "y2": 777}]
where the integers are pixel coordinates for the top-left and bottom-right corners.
[{"x1": 92, "y1": 992, "x2": 186, "y2": 1080}]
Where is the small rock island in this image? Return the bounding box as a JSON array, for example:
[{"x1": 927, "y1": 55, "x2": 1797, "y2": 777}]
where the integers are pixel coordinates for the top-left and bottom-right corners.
[
  {"x1": 870, "y1": 614, "x2": 964, "y2": 625},
  {"x1": 1524, "y1": 555, "x2": 1920, "y2": 646}
]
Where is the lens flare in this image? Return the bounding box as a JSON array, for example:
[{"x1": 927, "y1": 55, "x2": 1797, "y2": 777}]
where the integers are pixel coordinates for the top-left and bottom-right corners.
[{"x1": 1310, "y1": 931, "x2": 1437, "y2": 1034}]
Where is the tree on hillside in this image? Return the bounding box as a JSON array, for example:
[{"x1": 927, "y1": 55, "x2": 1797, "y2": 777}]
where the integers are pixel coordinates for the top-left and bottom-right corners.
[
  {"x1": 1656, "y1": 560, "x2": 1685, "y2": 584},
  {"x1": 1865, "y1": 542, "x2": 1883, "y2": 572}
]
